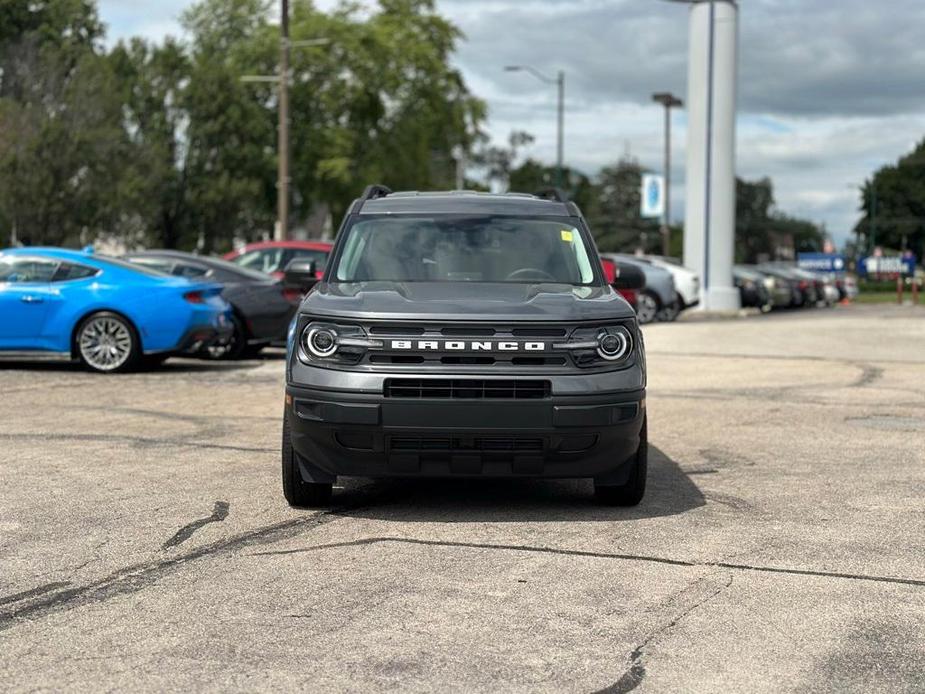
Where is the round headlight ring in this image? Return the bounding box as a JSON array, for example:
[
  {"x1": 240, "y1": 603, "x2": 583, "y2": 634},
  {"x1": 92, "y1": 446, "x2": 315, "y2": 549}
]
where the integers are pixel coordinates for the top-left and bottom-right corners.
[
  {"x1": 306, "y1": 326, "x2": 338, "y2": 358},
  {"x1": 597, "y1": 330, "x2": 630, "y2": 361}
]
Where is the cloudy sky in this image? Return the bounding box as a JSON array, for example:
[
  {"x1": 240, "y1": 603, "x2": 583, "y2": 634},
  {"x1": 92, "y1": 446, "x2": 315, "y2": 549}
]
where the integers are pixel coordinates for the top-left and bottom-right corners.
[{"x1": 98, "y1": 0, "x2": 925, "y2": 246}]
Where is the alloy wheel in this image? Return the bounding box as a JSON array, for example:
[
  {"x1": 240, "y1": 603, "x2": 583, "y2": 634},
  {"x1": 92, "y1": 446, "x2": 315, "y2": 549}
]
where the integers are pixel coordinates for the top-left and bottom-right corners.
[
  {"x1": 78, "y1": 316, "x2": 134, "y2": 371},
  {"x1": 636, "y1": 293, "x2": 658, "y2": 324}
]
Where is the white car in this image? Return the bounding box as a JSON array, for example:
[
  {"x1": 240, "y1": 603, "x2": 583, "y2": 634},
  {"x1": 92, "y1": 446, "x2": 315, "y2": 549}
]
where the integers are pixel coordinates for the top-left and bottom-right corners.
[{"x1": 640, "y1": 255, "x2": 701, "y2": 310}]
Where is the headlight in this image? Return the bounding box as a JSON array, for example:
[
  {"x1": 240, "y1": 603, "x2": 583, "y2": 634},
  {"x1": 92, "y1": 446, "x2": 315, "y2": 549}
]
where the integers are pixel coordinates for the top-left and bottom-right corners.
[
  {"x1": 598, "y1": 331, "x2": 630, "y2": 361},
  {"x1": 554, "y1": 325, "x2": 634, "y2": 368},
  {"x1": 306, "y1": 326, "x2": 337, "y2": 357},
  {"x1": 298, "y1": 321, "x2": 382, "y2": 364}
]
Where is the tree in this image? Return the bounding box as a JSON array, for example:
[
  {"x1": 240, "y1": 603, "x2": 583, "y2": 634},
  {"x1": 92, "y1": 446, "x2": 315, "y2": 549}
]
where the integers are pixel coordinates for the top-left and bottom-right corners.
[
  {"x1": 508, "y1": 159, "x2": 594, "y2": 211},
  {"x1": 109, "y1": 38, "x2": 193, "y2": 248},
  {"x1": 735, "y1": 176, "x2": 824, "y2": 263},
  {"x1": 0, "y1": 0, "x2": 127, "y2": 246},
  {"x1": 584, "y1": 157, "x2": 659, "y2": 253},
  {"x1": 854, "y1": 140, "x2": 925, "y2": 259}
]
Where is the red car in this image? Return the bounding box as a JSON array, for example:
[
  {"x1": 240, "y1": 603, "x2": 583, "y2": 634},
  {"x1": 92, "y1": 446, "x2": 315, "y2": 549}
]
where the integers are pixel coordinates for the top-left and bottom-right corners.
[
  {"x1": 600, "y1": 256, "x2": 638, "y2": 310},
  {"x1": 223, "y1": 240, "x2": 333, "y2": 280}
]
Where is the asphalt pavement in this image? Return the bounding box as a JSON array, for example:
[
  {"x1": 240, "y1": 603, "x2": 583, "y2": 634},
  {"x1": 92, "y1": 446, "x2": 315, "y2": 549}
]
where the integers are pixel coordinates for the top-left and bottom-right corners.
[{"x1": 1, "y1": 303, "x2": 924, "y2": 692}]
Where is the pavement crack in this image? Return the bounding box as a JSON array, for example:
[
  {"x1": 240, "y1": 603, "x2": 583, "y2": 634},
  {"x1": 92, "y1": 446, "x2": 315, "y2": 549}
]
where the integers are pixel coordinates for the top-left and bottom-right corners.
[
  {"x1": 851, "y1": 364, "x2": 884, "y2": 388},
  {"x1": 163, "y1": 501, "x2": 230, "y2": 550},
  {"x1": 0, "y1": 432, "x2": 274, "y2": 454},
  {"x1": 594, "y1": 575, "x2": 734, "y2": 694},
  {"x1": 0, "y1": 493, "x2": 376, "y2": 633},
  {"x1": 254, "y1": 537, "x2": 698, "y2": 567},
  {"x1": 255, "y1": 537, "x2": 925, "y2": 588}
]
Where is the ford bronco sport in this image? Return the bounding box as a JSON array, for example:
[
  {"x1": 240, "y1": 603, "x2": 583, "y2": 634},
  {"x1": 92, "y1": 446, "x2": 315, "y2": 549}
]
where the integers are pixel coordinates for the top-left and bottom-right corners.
[{"x1": 282, "y1": 186, "x2": 647, "y2": 507}]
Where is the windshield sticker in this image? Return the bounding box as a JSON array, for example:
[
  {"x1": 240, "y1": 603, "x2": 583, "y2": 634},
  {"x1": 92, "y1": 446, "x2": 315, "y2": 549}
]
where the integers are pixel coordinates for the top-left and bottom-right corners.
[{"x1": 561, "y1": 230, "x2": 574, "y2": 243}]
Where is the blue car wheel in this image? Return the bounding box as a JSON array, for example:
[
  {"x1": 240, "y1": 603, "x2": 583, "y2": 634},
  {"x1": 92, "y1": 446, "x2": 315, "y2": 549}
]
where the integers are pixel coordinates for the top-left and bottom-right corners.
[{"x1": 75, "y1": 311, "x2": 141, "y2": 373}]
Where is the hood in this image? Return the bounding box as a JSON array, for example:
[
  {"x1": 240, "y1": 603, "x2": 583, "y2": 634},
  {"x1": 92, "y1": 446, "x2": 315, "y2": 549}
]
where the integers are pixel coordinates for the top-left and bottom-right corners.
[{"x1": 301, "y1": 281, "x2": 634, "y2": 323}]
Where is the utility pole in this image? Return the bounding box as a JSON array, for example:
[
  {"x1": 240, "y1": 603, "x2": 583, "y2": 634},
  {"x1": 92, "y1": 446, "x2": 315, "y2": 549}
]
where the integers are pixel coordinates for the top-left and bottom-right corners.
[
  {"x1": 276, "y1": 0, "x2": 290, "y2": 242},
  {"x1": 504, "y1": 65, "x2": 566, "y2": 189},
  {"x1": 652, "y1": 92, "x2": 683, "y2": 256},
  {"x1": 869, "y1": 185, "x2": 878, "y2": 254},
  {"x1": 556, "y1": 70, "x2": 565, "y2": 189}
]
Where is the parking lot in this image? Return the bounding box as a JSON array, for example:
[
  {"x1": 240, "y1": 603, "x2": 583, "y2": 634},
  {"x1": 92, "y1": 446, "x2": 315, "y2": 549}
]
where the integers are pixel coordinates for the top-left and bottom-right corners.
[{"x1": 1, "y1": 303, "x2": 924, "y2": 692}]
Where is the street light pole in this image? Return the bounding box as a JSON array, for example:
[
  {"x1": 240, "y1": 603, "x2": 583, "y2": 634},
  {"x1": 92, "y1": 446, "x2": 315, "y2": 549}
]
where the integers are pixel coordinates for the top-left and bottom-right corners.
[
  {"x1": 652, "y1": 92, "x2": 683, "y2": 256},
  {"x1": 556, "y1": 70, "x2": 565, "y2": 188},
  {"x1": 277, "y1": 0, "x2": 290, "y2": 242},
  {"x1": 505, "y1": 65, "x2": 566, "y2": 188}
]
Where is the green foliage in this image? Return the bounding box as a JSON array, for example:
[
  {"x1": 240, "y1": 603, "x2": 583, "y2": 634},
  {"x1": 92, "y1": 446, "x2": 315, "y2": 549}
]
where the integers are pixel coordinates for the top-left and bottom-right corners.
[
  {"x1": 735, "y1": 177, "x2": 825, "y2": 263},
  {"x1": 584, "y1": 158, "x2": 659, "y2": 253},
  {"x1": 0, "y1": 0, "x2": 486, "y2": 249},
  {"x1": 0, "y1": 0, "x2": 126, "y2": 245},
  {"x1": 855, "y1": 140, "x2": 925, "y2": 259},
  {"x1": 508, "y1": 159, "x2": 594, "y2": 212}
]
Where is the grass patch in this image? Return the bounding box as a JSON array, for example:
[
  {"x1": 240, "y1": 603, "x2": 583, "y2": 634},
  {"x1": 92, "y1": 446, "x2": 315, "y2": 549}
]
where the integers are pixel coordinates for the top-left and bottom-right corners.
[{"x1": 855, "y1": 292, "x2": 909, "y2": 304}]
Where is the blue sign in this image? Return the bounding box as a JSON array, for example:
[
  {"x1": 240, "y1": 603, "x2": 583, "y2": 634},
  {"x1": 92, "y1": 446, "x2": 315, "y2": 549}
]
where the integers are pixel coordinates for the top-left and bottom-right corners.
[
  {"x1": 858, "y1": 255, "x2": 917, "y2": 277},
  {"x1": 798, "y1": 253, "x2": 846, "y2": 273},
  {"x1": 640, "y1": 174, "x2": 665, "y2": 218}
]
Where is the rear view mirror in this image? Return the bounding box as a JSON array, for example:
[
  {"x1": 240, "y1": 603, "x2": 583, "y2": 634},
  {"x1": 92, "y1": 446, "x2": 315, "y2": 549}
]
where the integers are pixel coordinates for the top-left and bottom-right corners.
[
  {"x1": 283, "y1": 258, "x2": 319, "y2": 293},
  {"x1": 611, "y1": 262, "x2": 645, "y2": 291}
]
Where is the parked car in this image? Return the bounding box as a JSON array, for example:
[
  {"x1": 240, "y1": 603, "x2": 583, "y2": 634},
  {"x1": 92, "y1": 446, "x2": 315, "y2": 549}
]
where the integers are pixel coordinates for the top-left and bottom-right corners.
[
  {"x1": 639, "y1": 255, "x2": 701, "y2": 311},
  {"x1": 789, "y1": 267, "x2": 829, "y2": 306},
  {"x1": 607, "y1": 253, "x2": 680, "y2": 323},
  {"x1": 739, "y1": 265, "x2": 791, "y2": 309},
  {"x1": 125, "y1": 250, "x2": 300, "y2": 359},
  {"x1": 843, "y1": 275, "x2": 859, "y2": 300},
  {"x1": 758, "y1": 264, "x2": 811, "y2": 307},
  {"x1": 600, "y1": 257, "x2": 635, "y2": 310},
  {"x1": 223, "y1": 240, "x2": 332, "y2": 279},
  {"x1": 733, "y1": 266, "x2": 773, "y2": 312},
  {"x1": 809, "y1": 272, "x2": 840, "y2": 306},
  {"x1": 0, "y1": 248, "x2": 232, "y2": 372}
]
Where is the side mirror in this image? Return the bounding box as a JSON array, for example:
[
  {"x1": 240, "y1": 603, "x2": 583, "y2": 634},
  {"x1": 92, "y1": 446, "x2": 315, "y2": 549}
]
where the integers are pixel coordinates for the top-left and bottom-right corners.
[
  {"x1": 611, "y1": 262, "x2": 645, "y2": 291},
  {"x1": 283, "y1": 258, "x2": 319, "y2": 293}
]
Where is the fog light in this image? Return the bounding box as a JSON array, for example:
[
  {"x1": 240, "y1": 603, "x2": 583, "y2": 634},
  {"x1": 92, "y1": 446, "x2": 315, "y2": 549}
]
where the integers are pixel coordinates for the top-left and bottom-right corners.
[
  {"x1": 597, "y1": 331, "x2": 629, "y2": 361},
  {"x1": 306, "y1": 327, "x2": 337, "y2": 357}
]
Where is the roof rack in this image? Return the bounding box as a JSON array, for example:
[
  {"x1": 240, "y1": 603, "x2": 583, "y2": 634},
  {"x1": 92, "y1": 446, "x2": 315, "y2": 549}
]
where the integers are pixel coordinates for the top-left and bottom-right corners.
[
  {"x1": 361, "y1": 184, "x2": 392, "y2": 202},
  {"x1": 533, "y1": 187, "x2": 568, "y2": 203}
]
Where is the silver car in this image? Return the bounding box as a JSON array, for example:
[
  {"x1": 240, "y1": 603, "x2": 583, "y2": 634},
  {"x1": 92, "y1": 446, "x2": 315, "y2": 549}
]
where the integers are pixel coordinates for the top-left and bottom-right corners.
[{"x1": 605, "y1": 254, "x2": 680, "y2": 323}]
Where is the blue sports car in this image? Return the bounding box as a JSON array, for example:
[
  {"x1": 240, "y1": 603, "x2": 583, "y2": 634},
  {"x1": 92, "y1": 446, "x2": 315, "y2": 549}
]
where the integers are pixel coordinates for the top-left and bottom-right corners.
[{"x1": 0, "y1": 247, "x2": 233, "y2": 372}]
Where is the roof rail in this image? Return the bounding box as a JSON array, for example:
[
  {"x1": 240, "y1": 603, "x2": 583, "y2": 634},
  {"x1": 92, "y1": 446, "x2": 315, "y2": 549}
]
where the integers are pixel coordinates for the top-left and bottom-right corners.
[
  {"x1": 533, "y1": 187, "x2": 568, "y2": 203},
  {"x1": 361, "y1": 184, "x2": 392, "y2": 202}
]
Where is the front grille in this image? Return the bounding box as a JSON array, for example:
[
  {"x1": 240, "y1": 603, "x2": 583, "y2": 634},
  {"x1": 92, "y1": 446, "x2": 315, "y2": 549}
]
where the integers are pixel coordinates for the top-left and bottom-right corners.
[
  {"x1": 384, "y1": 378, "x2": 550, "y2": 399},
  {"x1": 390, "y1": 436, "x2": 544, "y2": 452}
]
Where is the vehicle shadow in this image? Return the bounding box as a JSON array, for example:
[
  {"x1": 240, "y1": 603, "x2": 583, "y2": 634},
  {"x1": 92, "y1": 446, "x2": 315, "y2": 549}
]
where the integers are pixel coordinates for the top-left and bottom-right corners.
[
  {"x1": 336, "y1": 445, "x2": 705, "y2": 523},
  {"x1": 0, "y1": 358, "x2": 263, "y2": 374}
]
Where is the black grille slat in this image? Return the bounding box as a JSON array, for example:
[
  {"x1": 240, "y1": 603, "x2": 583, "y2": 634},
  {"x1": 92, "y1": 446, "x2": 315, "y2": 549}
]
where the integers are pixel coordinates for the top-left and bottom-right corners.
[
  {"x1": 390, "y1": 437, "x2": 544, "y2": 452},
  {"x1": 384, "y1": 379, "x2": 550, "y2": 400},
  {"x1": 511, "y1": 327, "x2": 567, "y2": 337}
]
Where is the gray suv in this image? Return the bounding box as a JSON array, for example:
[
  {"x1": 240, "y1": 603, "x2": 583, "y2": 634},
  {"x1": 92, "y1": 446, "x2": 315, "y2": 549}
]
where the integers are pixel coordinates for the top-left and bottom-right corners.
[{"x1": 282, "y1": 187, "x2": 648, "y2": 508}]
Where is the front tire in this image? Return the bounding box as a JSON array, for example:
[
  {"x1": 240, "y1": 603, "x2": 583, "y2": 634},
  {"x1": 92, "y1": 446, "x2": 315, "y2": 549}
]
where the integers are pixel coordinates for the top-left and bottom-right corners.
[
  {"x1": 75, "y1": 311, "x2": 141, "y2": 373},
  {"x1": 657, "y1": 298, "x2": 680, "y2": 322},
  {"x1": 636, "y1": 292, "x2": 659, "y2": 325},
  {"x1": 595, "y1": 416, "x2": 648, "y2": 506},
  {"x1": 282, "y1": 415, "x2": 333, "y2": 508}
]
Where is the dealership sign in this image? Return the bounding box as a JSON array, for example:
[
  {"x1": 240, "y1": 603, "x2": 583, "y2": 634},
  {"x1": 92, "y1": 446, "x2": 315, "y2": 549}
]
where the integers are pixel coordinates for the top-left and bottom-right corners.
[
  {"x1": 798, "y1": 253, "x2": 846, "y2": 273},
  {"x1": 859, "y1": 254, "x2": 916, "y2": 277},
  {"x1": 640, "y1": 174, "x2": 665, "y2": 218}
]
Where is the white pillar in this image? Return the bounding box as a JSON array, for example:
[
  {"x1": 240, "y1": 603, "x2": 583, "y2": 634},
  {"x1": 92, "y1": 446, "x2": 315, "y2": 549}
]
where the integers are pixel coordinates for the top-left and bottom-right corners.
[{"x1": 683, "y1": 0, "x2": 740, "y2": 311}]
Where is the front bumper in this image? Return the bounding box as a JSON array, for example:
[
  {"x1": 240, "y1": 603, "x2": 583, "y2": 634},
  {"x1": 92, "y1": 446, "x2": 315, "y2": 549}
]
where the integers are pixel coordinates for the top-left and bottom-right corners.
[{"x1": 286, "y1": 384, "x2": 645, "y2": 483}]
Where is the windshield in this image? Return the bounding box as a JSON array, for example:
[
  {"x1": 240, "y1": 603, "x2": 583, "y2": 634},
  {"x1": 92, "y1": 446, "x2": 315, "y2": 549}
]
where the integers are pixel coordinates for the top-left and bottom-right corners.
[{"x1": 332, "y1": 215, "x2": 598, "y2": 285}]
